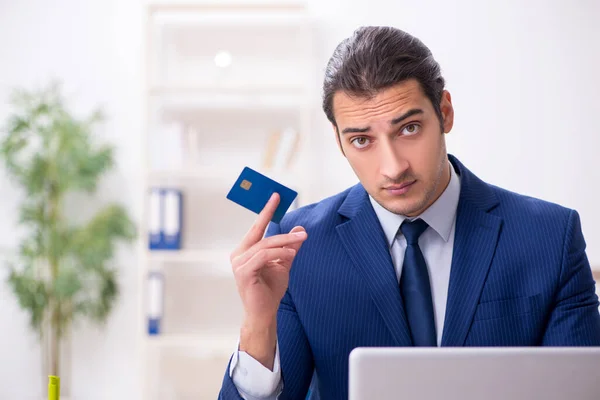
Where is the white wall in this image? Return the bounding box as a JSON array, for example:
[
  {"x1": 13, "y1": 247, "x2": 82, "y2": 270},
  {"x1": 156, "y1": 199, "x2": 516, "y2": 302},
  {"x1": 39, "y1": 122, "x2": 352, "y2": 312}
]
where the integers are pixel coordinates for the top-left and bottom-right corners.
[
  {"x1": 0, "y1": 0, "x2": 598, "y2": 399},
  {"x1": 308, "y1": 0, "x2": 600, "y2": 266},
  {"x1": 0, "y1": 0, "x2": 144, "y2": 399}
]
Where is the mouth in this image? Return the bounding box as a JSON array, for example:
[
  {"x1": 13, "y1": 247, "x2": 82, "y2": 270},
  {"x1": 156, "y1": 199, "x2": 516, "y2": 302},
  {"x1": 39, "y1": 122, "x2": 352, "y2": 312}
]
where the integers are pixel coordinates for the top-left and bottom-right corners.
[{"x1": 384, "y1": 180, "x2": 416, "y2": 195}]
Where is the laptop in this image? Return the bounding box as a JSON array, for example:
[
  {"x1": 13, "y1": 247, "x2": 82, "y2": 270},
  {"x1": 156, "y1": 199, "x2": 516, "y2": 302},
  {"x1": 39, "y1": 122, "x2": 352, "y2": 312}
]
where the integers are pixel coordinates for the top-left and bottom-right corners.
[{"x1": 349, "y1": 347, "x2": 600, "y2": 400}]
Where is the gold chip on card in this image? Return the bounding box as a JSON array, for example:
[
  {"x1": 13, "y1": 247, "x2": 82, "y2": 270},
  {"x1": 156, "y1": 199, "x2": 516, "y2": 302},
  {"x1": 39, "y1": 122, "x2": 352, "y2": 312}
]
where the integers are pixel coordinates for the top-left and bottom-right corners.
[{"x1": 240, "y1": 179, "x2": 252, "y2": 190}]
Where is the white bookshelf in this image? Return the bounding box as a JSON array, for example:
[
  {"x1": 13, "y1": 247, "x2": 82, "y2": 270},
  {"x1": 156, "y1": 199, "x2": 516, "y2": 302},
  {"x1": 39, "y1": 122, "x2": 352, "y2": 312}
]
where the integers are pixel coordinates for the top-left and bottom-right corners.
[{"x1": 139, "y1": 3, "x2": 316, "y2": 399}]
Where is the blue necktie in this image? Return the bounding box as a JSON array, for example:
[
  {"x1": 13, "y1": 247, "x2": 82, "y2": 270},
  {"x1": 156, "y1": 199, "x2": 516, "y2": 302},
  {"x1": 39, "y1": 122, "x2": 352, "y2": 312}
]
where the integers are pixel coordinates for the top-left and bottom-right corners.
[{"x1": 399, "y1": 219, "x2": 437, "y2": 346}]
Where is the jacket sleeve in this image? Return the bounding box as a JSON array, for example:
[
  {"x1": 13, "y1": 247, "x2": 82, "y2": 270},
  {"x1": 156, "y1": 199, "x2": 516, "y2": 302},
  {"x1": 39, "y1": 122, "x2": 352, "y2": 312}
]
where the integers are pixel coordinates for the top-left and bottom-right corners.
[
  {"x1": 276, "y1": 288, "x2": 315, "y2": 399},
  {"x1": 219, "y1": 353, "x2": 245, "y2": 400},
  {"x1": 541, "y1": 210, "x2": 600, "y2": 345},
  {"x1": 219, "y1": 221, "x2": 315, "y2": 399}
]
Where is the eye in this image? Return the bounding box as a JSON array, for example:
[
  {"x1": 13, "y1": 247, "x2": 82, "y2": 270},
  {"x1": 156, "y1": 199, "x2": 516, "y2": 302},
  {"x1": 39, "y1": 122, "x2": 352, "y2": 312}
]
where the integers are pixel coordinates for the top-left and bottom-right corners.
[
  {"x1": 350, "y1": 137, "x2": 371, "y2": 149},
  {"x1": 402, "y1": 123, "x2": 420, "y2": 136}
]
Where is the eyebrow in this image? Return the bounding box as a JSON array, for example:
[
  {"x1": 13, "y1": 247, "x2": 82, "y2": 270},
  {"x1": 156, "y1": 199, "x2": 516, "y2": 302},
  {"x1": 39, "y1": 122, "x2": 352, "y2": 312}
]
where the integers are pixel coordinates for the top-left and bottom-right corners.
[{"x1": 340, "y1": 108, "x2": 424, "y2": 134}]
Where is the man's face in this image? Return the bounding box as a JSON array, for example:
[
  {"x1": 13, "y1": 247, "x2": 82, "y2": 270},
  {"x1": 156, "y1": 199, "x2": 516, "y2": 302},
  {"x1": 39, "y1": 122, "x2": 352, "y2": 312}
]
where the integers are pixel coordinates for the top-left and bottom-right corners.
[{"x1": 332, "y1": 79, "x2": 454, "y2": 216}]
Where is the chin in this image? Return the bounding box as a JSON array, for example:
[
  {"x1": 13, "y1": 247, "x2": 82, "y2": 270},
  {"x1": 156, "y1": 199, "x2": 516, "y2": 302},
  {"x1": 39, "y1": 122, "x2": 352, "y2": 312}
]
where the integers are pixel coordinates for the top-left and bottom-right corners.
[
  {"x1": 390, "y1": 204, "x2": 424, "y2": 217},
  {"x1": 378, "y1": 195, "x2": 426, "y2": 217}
]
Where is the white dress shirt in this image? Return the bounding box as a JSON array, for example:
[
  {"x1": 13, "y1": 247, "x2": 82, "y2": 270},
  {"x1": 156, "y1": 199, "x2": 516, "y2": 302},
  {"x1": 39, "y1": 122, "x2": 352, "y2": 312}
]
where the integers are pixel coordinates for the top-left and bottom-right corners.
[{"x1": 230, "y1": 163, "x2": 461, "y2": 399}]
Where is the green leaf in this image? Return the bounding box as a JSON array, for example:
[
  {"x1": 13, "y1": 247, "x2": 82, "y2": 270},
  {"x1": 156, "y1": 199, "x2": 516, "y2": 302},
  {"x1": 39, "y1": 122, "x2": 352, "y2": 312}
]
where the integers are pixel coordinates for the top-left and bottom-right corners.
[
  {"x1": 73, "y1": 267, "x2": 118, "y2": 323},
  {"x1": 7, "y1": 267, "x2": 49, "y2": 330},
  {"x1": 54, "y1": 268, "x2": 82, "y2": 300},
  {"x1": 0, "y1": 82, "x2": 137, "y2": 339},
  {"x1": 87, "y1": 109, "x2": 105, "y2": 126},
  {"x1": 19, "y1": 200, "x2": 46, "y2": 226},
  {"x1": 24, "y1": 154, "x2": 51, "y2": 195},
  {"x1": 7, "y1": 115, "x2": 30, "y2": 135},
  {"x1": 69, "y1": 204, "x2": 136, "y2": 269}
]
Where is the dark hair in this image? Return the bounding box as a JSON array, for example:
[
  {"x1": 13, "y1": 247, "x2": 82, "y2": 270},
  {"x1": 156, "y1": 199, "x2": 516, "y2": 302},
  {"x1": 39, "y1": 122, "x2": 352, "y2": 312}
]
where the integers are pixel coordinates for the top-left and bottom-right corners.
[{"x1": 322, "y1": 26, "x2": 446, "y2": 128}]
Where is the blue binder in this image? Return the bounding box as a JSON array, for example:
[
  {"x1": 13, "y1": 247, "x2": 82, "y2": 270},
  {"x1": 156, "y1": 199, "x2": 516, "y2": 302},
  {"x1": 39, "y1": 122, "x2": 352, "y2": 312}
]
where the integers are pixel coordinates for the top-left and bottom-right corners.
[
  {"x1": 147, "y1": 271, "x2": 164, "y2": 335},
  {"x1": 161, "y1": 188, "x2": 183, "y2": 250},
  {"x1": 148, "y1": 188, "x2": 162, "y2": 249}
]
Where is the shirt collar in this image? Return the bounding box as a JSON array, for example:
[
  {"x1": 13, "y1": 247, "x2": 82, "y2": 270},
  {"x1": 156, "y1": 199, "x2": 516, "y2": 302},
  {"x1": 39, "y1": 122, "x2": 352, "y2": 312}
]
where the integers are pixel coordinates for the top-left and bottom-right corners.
[{"x1": 369, "y1": 161, "x2": 461, "y2": 247}]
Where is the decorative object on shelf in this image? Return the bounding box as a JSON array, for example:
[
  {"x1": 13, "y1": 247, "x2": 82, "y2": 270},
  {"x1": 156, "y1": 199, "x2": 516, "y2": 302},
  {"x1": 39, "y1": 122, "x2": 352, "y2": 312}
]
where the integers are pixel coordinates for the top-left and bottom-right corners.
[
  {"x1": 183, "y1": 124, "x2": 200, "y2": 167},
  {"x1": 0, "y1": 82, "x2": 137, "y2": 397},
  {"x1": 147, "y1": 271, "x2": 165, "y2": 335},
  {"x1": 262, "y1": 127, "x2": 300, "y2": 172},
  {"x1": 148, "y1": 188, "x2": 183, "y2": 250}
]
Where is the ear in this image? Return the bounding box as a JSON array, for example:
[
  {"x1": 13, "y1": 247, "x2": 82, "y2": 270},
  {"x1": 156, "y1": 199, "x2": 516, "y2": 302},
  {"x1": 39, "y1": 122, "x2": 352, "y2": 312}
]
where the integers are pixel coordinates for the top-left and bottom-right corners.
[
  {"x1": 440, "y1": 90, "x2": 454, "y2": 134},
  {"x1": 333, "y1": 123, "x2": 346, "y2": 157}
]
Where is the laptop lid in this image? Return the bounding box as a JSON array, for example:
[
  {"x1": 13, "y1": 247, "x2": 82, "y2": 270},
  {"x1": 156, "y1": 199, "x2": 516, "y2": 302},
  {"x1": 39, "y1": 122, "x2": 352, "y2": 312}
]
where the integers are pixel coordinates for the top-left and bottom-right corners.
[{"x1": 349, "y1": 347, "x2": 600, "y2": 400}]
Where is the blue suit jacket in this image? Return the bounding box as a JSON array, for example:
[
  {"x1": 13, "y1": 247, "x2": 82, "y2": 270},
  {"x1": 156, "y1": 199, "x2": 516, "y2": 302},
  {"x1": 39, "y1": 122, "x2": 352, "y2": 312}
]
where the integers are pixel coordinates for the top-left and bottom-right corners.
[{"x1": 220, "y1": 155, "x2": 600, "y2": 399}]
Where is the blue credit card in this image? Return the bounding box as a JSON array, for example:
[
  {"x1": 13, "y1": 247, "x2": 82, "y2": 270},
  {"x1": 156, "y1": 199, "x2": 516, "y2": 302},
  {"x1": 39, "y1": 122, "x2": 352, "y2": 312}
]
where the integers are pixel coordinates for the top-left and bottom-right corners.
[{"x1": 226, "y1": 167, "x2": 298, "y2": 224}]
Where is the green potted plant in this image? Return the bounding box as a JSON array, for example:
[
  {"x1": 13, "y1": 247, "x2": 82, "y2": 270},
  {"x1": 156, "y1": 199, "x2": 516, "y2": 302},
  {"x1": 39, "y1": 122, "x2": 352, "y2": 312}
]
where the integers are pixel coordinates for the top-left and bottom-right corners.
[{"x1": 0, "y1": 83, "x2": 136, "y2": 398}]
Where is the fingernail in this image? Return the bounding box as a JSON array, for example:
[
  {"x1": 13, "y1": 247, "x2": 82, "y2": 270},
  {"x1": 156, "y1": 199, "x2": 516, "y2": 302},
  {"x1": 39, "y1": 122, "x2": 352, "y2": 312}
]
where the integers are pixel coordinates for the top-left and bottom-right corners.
[{"x1": 293, "y1": 231, "x2": 307, "y2": 238}]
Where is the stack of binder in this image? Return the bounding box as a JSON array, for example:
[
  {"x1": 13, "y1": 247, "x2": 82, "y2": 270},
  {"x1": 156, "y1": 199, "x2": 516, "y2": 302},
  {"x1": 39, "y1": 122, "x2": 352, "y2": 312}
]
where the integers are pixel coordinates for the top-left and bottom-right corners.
[
  {"x1": 148, "y1": 188, "x2": 183, "y2": 250},
  {"x1": 147, "y1": 187, "x2": 183, "y2": 335}
]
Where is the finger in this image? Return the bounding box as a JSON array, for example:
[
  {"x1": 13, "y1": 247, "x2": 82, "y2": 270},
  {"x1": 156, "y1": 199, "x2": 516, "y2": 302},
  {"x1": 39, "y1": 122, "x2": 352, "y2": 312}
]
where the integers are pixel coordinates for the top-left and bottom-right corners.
[
  {"x1": 232, "y1": 229, "x2": 307, "y2": 267},
  {"x1": 232, "y1": 193, "x2": 280, "y2": 258},
  {"x1": 234, "y1": 247, "x2": 296, "y2": 276},
  {"x1": 283, "y1": 226, "x2": 307, "y2": 252}
]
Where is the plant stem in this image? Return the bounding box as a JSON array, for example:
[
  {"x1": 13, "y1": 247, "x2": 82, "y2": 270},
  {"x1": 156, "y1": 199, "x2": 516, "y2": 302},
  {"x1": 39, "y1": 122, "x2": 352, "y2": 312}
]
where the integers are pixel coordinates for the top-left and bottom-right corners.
[
  {"x1": 48, "y1": 166, "x2": 61, "y2": 376},
  {"x1": 51, "y1": 300, "x2": 60, "y2": 376}
]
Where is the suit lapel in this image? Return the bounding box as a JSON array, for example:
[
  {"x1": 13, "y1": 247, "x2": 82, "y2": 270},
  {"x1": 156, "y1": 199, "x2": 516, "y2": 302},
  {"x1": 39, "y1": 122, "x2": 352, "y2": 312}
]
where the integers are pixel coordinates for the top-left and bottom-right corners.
[
  {"x1": 336, "y1": 185, "x2": 412, "y2": 346},
  {"x1": 334, "y1": 156, "x2": 502, "y2": 348},
  {"x1": 441, "y1": 155, "x2": 503, "y2": 346}
]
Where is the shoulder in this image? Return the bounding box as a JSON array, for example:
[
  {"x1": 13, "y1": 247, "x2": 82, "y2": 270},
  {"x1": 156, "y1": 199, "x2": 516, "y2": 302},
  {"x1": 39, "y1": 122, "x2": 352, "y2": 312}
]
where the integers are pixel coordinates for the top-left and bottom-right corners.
[
  {"x1": 453, "y1": 154, "x2": 575, "y2": 227},
  {"x1": 488, "y1": 183, "x2": 575, "y2": 230},
  {"x1": 268, "y1": 185, "x2": 356, "y2": 235}
]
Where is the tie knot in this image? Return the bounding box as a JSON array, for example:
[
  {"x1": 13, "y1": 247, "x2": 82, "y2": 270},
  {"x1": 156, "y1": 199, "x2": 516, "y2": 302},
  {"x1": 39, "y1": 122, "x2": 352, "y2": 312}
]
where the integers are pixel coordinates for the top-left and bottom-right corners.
[{"x1": 400, "y1": 219, "x2": 429, "y2": 245}]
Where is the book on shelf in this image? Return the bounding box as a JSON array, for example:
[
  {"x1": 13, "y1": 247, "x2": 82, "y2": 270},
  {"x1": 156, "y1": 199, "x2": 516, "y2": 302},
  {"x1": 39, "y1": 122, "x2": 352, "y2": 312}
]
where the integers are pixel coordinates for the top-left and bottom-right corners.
[
  {"x1": 149, "y1": 188, "x2": 184, "y2": 250},
  {"x1": 260, "y1": 127, "x2": 303, "y2": 211},
  {"x1": 262, "y1": 127, "x2": 300, "y2": 172}
]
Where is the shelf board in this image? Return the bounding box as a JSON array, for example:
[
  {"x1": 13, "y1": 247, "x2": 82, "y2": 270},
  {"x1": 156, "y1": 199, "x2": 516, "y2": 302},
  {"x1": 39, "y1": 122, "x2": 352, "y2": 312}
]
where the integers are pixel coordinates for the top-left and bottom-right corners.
[
  {"x1": 147, "y1": 250, "x2": 235, "y2": 278},
  {"x1": 147, "y1": 333, "x2": 238, "y2": 356},
  {"x1": 151, "y1": 9, "x2": 310, "y2": 29},
  {"x1": 149, "y1": 85, "x2": 309, "y2": 111},
  {"x1": 149, "y1": 3, "x2": 307, "y2": 14},
  {"x1": 148, "y1": 249, "x2": 231, "y2": 264},
  {"x1": 148, "y1": 166, "x2": 240, "y2": 183},
  {"x1": 150, "y1": 84, "x2": 305, "y2": 94},
  {"x1": 147, "y1": 167, "x2": 303, "y2": 188}
]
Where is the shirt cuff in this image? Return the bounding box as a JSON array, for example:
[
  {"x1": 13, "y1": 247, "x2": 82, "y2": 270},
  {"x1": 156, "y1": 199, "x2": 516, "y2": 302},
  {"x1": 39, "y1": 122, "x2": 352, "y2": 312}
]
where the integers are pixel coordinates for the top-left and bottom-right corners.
[{"x1": 230, "y1": 339, "x2": 283, "y2": 399}]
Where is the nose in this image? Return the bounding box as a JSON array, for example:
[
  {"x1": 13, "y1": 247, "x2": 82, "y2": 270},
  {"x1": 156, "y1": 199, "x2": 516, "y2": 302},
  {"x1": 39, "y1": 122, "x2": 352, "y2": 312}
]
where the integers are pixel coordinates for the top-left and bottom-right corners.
[{"x1": 379, "y1": 138, "x2": 409, "y2": 181}]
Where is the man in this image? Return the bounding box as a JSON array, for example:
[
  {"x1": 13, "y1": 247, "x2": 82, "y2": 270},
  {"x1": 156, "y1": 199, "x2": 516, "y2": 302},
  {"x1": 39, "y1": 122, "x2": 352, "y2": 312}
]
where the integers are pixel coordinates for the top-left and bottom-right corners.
[{"x1": 219, "y1": 26, "x2": 600, "y2": 400}]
